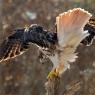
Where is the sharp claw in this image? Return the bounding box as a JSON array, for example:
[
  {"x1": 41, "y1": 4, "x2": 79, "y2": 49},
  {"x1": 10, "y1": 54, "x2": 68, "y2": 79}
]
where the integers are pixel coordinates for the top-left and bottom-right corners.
[{"x1": 47, "y1": 69, "x2": 59, "y2": 80}]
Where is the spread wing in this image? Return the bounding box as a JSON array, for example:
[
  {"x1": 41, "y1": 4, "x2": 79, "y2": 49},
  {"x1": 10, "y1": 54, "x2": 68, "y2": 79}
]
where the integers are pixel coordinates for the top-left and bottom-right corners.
[{"x1": 0, "y1": 26, "x2": 57, "y2": 63}]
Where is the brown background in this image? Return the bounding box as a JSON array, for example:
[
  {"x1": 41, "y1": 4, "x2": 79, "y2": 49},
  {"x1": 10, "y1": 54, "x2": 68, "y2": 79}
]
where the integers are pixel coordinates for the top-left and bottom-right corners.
[{"x1": 0, "y1": 0, "x2": 95, "y2": 95}]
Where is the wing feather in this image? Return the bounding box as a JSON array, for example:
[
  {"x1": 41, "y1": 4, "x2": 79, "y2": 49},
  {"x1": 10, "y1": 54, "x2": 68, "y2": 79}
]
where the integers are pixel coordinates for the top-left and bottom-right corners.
[
  {"x1": 82, "y1": 17, "x2": 95, "y2": 45},
  {"x1": 0, "y1": 25, "x2": 57, "y2": 63},
  {"x1": 0, "y1": 34, "x2": 29, "y2": 63}
]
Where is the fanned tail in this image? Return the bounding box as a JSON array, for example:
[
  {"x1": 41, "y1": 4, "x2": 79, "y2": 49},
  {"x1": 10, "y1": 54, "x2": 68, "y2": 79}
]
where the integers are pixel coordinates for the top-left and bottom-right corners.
[
  {"x1": 56, "y1": 8, "x2": 92, "y2": 48},
  {"x1": 55, "y1": 8, "x2": 92, "y2": 74}
]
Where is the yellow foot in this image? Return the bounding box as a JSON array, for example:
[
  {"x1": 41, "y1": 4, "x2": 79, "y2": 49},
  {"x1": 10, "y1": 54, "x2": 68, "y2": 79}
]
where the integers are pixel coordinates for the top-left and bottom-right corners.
[{"x1": 47, "y1": 70, "x2": 59, "y2": 80}]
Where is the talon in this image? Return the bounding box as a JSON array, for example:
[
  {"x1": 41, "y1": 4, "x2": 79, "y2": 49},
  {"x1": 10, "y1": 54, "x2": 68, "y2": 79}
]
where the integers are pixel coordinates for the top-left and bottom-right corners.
[{"x1": 47, "y1": 70, "x2": 59, "y2": 79}]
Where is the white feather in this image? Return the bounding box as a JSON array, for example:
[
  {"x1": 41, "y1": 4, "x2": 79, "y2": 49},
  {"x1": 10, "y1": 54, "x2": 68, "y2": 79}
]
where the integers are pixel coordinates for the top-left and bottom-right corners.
[
  {"x1": 52, "y1": 8, "x2": 92, "y2": 75},
  {"x1": 56, "y1": 8, "x2": 91, "y2": 47}
]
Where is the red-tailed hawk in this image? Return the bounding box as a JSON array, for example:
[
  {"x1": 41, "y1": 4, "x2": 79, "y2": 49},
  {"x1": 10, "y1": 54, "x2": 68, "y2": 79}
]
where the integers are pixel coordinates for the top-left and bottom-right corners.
[{"x1": 0, "y1": 8, "x2": 95, "y2": 76}]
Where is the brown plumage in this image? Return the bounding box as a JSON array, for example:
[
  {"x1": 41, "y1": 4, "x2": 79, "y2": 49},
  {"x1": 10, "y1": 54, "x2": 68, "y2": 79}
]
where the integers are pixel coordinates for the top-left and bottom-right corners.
[
  {"x1": 0, "y1": 25, "x2": 57, "y2": 63},
  {"x1": 0, "y1": 8, "x2": 95, "y2": 70}
]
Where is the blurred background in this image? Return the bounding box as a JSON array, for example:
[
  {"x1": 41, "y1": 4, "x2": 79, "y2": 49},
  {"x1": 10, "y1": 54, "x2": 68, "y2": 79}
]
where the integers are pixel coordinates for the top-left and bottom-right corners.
[{"x1": 0, "y1": 0, "x2": 95, "y2": 95}]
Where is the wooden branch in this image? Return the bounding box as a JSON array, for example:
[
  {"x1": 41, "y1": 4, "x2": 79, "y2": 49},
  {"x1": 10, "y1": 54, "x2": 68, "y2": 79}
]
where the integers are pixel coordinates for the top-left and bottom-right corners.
[{"x1": 45, "y1": 70, "x2": 60, "y2": 95}]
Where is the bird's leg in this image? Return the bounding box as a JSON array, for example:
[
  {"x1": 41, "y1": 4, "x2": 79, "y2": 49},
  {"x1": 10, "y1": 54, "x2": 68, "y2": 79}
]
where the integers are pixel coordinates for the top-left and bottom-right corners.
[{"x1": 46, "y1": 68, "x2": 60, "y2": 95}]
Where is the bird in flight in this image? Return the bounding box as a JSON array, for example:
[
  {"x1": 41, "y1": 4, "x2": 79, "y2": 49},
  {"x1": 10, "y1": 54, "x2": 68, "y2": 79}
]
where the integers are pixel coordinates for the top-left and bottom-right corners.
[{"x1": 0, "y1": 8, "x2": 95, "y2": 76}]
